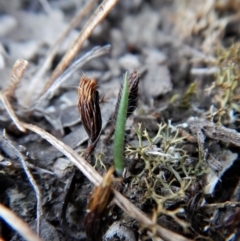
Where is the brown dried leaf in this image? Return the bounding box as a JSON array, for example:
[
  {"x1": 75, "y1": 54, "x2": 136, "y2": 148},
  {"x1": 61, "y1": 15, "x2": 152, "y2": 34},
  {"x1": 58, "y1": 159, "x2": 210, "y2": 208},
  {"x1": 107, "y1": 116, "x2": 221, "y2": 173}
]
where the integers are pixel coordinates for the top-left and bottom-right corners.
[{"x1": 84, "y1": 167, "x2": 114, "y2": 241}]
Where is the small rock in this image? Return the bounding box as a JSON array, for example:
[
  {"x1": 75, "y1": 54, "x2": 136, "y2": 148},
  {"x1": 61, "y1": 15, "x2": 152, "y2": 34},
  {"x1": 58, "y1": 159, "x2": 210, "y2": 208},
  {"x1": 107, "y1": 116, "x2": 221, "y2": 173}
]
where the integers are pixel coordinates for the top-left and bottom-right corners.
[
  {"x1": 53, "y1": 157, "x2": 72, "y2": 177},
  {"x1": 92, "y1": 20, "x2": 110, "y2": 41},
  {"x1": 143, "y1": 65, "x2": 172, "y2": 97},
  {"x1": 60, "y1": 106, "x2": 80, "y2": 127},
  {"x1": 59, "y1": 90, "x2": 78, "y2": 107},
  {"x1": 122, "y1": 6, "x2": 160, "y2": 48},
  {"x1": 120, "y1": 0, "x2": 143, "y2": 10},
  {"x1": 12, "y1": 9, "x2": 78, "y2": 53},
  {"x1": 119, "y1": 53, "x2": 141, "y2": 72},
  {"x1": 103, "y1": 222, "x2": 136, "y2": 241},
  {"x1": 107, "y1": 58, "x2": 121, "y2": 77},
  {"x1": 0, "y1": 14, "x2": 17, "y2": 36},
  {"x1": 110, "y1": 28, "x2": 126, "y2": 58},
  {"x1": 7, "y1": 40, "x2": 40, "y2": 60},
  {"x1": 143, "y1": 48, "x2": 167, "y2": 65}
]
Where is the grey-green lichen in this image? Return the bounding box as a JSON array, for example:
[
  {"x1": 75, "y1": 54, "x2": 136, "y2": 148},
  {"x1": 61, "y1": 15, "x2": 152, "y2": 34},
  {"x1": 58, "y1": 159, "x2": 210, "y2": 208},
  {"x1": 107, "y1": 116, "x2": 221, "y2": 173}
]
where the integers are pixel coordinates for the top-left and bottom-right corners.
[
  {"x1": 125, "y1": 121, "x2": 208, "y2": 230},
  {"x1": 206, "y1": 44, "x2": 240, "y2": 124}
]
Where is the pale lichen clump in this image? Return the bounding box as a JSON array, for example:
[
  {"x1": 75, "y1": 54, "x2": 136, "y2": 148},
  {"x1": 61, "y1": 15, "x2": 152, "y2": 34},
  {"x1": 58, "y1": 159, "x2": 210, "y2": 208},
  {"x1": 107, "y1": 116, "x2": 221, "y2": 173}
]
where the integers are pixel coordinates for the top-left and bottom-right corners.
[{"x1": 125, "y1": 122, "x2": 208, "y2": 230}]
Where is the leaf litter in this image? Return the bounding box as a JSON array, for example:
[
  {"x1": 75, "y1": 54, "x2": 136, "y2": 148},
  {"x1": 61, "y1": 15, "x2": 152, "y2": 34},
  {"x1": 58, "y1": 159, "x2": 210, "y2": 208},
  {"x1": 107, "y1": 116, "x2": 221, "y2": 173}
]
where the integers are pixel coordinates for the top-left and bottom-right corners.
[{"x1": 0, "y1": 1, "x2": 240, "y2": 241}]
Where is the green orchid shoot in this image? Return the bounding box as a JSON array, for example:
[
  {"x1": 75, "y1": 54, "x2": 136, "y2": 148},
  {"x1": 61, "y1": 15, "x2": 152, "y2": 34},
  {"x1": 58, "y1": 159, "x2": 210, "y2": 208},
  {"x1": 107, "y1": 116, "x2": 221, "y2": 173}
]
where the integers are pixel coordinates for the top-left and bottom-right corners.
[{"x1": 113, "y1": 72, "x2": 129, "y2": 176}]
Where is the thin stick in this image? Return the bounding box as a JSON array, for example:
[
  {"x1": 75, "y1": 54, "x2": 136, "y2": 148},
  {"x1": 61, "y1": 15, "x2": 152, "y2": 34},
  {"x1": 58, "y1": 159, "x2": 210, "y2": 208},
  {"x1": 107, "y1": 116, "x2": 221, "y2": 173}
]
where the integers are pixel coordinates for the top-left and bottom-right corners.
[
  {"x1": 5, "y1": 59, "x2": 29, "y2": 97},
  {"x1": 22, "y1": 123, "x2": 102, "y2": 185},
  {"x1": 0, "y1": 204, "x2": 43, "y2": 241},
  {"x1": 34, "y1": 45, "x2": 111, "y2": 105},
  {"x1": 0, "y1": 134, "x2": 42, "y2": 236},
  {"x1": 0, "y1": 58, "x2": 29, "y2": 132},
  {"x1": 0, "y1": 93, "x2": 26, "y2": 132},
  {"x1": 29, "y1": 0, "x2": 98, "y2": 105},
  {"x1": 40, "y1": 0, "x2": 119, "y2": 96}
]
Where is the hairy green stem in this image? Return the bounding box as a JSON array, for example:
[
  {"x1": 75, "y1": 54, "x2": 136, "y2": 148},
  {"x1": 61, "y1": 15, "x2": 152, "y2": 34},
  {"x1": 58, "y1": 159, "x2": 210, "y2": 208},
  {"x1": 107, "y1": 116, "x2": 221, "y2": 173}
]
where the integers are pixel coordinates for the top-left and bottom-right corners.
[{"x1": 114, "y1": 72, "x2": 129, "y2": 176}]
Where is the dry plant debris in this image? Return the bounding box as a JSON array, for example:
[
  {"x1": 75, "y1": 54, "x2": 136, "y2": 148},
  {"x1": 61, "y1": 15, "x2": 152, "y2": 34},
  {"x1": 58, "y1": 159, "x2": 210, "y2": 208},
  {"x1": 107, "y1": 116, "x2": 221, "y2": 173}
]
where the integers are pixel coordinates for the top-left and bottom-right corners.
[
  {"x1": 1, "y1": 1, "x2": 240, "y2": 241},
  {"x1": 40, "y1": 0, "x2": 119, "y2": 98},
  {"x1": 0, "y1": 133, "x2": 42, "y2": 236},
  {"x1": 0, "y1": 203, "x2": 43, "y2": 241},
  {"x1": 84, "y1": 167, "x2": 114, "y2": 241}
]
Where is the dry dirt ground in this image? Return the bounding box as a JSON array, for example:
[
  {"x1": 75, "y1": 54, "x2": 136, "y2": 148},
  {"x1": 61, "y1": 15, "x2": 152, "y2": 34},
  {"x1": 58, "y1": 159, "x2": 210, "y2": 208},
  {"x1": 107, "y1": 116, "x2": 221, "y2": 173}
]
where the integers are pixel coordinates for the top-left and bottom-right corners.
[{"x1": 0, "y1": 1, "x2": 240, "y2": 241}]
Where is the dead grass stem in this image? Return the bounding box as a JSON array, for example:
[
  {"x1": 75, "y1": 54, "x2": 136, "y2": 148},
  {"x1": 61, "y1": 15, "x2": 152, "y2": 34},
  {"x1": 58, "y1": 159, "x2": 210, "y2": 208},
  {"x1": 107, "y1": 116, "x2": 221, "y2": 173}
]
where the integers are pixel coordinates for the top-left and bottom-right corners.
[
  {"x1": 29, "y1": 0, "x2": 98, "y2": 105},
  {"x1": 40, "y1": 0, "x2": 119, "y2": 97},
  {"x1": 0, "y1": 59, "x2": 28, "y2": 132},
  {"x1": 0, "y1": 204, "x2": 43, "y2": 241},
  {"x1": 0, "y1": 134, "x2": 43, "y2": 236}
]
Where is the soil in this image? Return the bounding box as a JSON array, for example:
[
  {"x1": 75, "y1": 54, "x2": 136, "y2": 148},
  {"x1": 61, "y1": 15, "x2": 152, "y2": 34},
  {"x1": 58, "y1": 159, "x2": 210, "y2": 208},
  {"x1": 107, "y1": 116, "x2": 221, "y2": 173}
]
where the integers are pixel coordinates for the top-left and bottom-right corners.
[{"x1": 0, "y1": 1, "x2": 240, "y2": 241}]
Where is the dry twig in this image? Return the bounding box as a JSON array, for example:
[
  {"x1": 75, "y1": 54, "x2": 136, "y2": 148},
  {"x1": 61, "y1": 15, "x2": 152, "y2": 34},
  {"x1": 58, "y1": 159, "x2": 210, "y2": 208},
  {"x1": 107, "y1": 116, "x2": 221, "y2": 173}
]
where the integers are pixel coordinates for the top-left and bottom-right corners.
[
  {"x1": 5, "y1": 59, "x2": 29, "y2": 97},
  {"x1": 0, "y1": 93, "x2": 26, "y2": 132},
  {"x1": 0, "y1": 204, "x2": 43, "y2": 241},
  {"x1": 33, "y1": 44, "x2": 111, "y2": 105},
  {"x1": 188, "y1": 117, "x2": 240, "y2": 147},
  {"x1": 40, "y1": 0, "x2": 119, "y2": 97},
  {"x1": 0, "y1": 59, "x2": 28, "y2": 132},
  {"x1": 29, "y1": 0, "x2": 98, "y2": 104},
  {"x1": 0, "y1": 60, "x2": 42, "y2": 232},
  {"x1": 0, "y1": 134, "x2": 43, "y2": 236}
]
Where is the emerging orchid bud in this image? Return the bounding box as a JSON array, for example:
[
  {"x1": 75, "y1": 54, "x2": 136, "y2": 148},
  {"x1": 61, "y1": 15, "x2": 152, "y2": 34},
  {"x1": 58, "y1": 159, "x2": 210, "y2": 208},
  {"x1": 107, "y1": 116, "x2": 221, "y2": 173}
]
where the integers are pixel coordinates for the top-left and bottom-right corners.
[
  {"x1": 105, "y1": 70, "x2": 140, "y2": 143},
  {"x1": 127, "y1": 70, "x2": 140, "y2": 117},
  {"x1": 78, "y1": 77, "x2": 102, "y2": 158}
]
